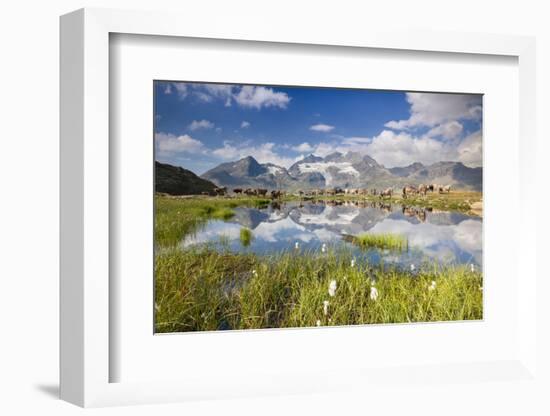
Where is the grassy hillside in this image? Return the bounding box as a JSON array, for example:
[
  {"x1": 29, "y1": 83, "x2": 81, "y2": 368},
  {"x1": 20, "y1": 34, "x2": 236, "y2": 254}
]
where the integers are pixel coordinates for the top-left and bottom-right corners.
[{"x1": 155, "y1": 161, "x2": 217, "y2": 195}]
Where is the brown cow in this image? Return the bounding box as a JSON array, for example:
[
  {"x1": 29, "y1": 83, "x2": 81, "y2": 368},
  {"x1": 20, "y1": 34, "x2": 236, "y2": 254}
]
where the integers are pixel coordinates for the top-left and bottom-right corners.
[
  {"x1": 439, "y1": 185, "x2": 451, "y2": 194},
  {"x1": 402, "y1": 185, "x2": 418, "y2": 199},
  {"x1": 402, "y1": 206, "x2": 428, "y2": 222},
  {"x1": 418, "y1": 184, "x2": 429, "y2": 196},
  {"x1": 380, "y1": 188, "x2": 393, "y2": 199},
  {"x1": 271, "y1": 190, "x2": 282, "y2": 199},
  {"x1": 233, "y1": 188, "x2": 243, "y2": 194},
  {"x1": 214, "y1": 187, "x2": 227, "y2": 196},
  {"x1": 256, "y1": 188, "x2": 268, "y2": 196}
]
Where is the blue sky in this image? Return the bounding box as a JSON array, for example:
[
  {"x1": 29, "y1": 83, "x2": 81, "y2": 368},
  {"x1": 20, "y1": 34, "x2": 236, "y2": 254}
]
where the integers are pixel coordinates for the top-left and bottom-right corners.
[{"x1": 154, "y1": 81, "x2": 482, "y2": 175}]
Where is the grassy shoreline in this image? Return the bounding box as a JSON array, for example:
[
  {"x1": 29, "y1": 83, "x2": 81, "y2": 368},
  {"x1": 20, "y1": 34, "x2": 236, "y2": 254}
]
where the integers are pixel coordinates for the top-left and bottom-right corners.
[
  {"x1": 155, "y1": 195, "x2": 270, "y2": 246},
  {"x1": 155, "y1": 247, "x2": 482, "y2": 332},
  {"x1": 154, "y1": 194, "x2": 483, "y2": 332},
  {"x1": 282, "y1": 191, "x2": 482, "y2": 214}
]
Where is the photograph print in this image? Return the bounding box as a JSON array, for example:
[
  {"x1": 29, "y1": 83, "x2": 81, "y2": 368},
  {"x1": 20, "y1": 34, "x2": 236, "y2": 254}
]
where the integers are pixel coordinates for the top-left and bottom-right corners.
[{"x1": 154, "y1": 81, "x2": 483, "y2": 333}]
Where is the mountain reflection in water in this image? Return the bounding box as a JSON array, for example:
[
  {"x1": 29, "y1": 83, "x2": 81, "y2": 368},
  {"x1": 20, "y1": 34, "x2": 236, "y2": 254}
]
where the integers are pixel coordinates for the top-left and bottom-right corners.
[{"x1": 182, "y1": 201, "x2": 482, "y2": 267}]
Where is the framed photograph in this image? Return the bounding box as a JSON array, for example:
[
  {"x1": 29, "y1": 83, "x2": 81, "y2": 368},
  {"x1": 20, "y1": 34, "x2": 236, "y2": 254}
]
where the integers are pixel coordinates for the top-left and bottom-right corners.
[
  {"x1": 152, "y1": 81, "x2": 484, "y2": 334},
  {"x1": 60, "y1": 8, "x2": 538, "y2": 408}
]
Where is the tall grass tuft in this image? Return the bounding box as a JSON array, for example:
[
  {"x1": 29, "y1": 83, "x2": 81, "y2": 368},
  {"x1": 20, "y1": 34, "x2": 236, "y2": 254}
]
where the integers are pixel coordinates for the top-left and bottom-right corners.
[
  {"x1": 154, "y1": 195, "x2": 482, "y2": 333},
  {"x1": 155, "y1": 247, "x2": 482, "y2": 333},
  {"x1": 239, "y1": 228, "x2": 253, "y2": 247},
  {"x1": 348, "y1": 233, "x2": 408, "y2": 251}
]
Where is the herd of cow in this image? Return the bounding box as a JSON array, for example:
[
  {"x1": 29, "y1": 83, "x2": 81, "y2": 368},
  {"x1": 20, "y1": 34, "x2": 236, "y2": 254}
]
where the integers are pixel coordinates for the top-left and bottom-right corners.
[
  {"x1": 208, "y1": 187, "x2": 283, "y2": 198},
  {"x1": 206, "y1": 183, "x2": 452, "y2": 199},
  {"x1": 402, "y1": 183, "x2": 451, "y2": 198}
]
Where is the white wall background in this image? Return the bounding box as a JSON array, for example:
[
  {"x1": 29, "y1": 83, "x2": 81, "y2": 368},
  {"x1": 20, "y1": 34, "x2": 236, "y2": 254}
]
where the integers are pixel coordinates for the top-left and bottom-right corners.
[{"x1": 0, "y1": 1, "x2": 548, "y2": 415}]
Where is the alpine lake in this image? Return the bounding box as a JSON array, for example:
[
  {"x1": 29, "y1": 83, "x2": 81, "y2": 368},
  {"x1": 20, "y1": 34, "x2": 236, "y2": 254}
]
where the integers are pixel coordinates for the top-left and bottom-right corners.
[{"x1": 154, "y1": 193, "x2": 483, "y2": 333}]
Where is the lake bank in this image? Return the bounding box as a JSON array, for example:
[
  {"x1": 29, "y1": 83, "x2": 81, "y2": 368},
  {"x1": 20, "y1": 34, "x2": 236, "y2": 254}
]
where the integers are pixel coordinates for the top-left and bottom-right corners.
[
  {"x1": 155, "y1": 247, "x2": 483, "y2": 332},
  {"x1": 154, "y1": 194, "x2": 483, "y2": 332}
]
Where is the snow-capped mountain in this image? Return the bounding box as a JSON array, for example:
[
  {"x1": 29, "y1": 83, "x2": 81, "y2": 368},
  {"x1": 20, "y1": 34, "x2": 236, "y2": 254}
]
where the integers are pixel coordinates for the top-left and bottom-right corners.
[{"x1": 199, "y1": 152, "x2": 482, "y2": 191}]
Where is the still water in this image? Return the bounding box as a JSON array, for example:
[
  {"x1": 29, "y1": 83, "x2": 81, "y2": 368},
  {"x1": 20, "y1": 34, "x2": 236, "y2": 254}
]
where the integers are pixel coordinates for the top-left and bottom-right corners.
[{"x1": 182, "y1": 201, "x2": 482, "y2": 268}]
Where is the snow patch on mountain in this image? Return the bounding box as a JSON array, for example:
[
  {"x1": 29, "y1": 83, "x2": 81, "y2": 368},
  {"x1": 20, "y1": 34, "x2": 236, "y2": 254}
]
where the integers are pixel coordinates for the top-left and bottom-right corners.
[
  {"x1": 299, "y1": 206, "x2": 360, "y2": 225},
  {"x1": 298, "y1": 162, "x2": 359, "y2": 185},
  {"x1": 267, "y1": 165, "x2": 284, "y2": 175}
]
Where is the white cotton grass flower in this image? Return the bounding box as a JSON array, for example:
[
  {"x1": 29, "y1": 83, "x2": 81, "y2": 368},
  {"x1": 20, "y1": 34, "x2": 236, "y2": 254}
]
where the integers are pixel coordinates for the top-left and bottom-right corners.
[
  {"x1": 328, "y1": 280, "x2": 337, "y2": 297},
  {"x1": 410, "y1": 264, "x2": 415, "y2": 272},
  {"x1": 470, "y1": 263, "x2": 475, "y2": 273},
  {"x1": 316, "y1": 320, "x2": 321, "y2": 327},
  {"x1": 321, "y1": 243, "x2": 327, "y2": 253},
  {"x1": 323, "y1": 300, "x2": 330, "y2": 316},
  {"x1": 295, "y1": 241, "x2": 300, "y2": 250},
  {"x1": 428, "y1": 280, "x2": 436, "y2": 291},
  {"x1": 369, "y1": 286, "x2": 379, "y2": 301},
  {"x1": 252, "y1": 269, "x2": 258, "y2": 277}
]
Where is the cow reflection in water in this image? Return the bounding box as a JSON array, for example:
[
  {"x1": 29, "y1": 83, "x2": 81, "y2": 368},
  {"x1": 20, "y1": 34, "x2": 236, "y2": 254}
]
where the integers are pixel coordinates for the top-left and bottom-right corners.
[
  {"x1": 183, "y1": 199, "x2": 482, "y2": 268},
  {"x1": 270, "y1": 201, "x2": 283, "y2": 210},
  {"x1": 402, "y1": 206, "x2": 433, "y2": 222}
]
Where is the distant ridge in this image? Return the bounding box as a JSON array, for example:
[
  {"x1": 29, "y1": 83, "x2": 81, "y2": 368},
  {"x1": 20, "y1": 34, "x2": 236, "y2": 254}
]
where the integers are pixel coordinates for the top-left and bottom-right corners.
[
  {"x1": 197, "y1": 153, "x2": 482, "y2": 191},
  {"x1": 389, "y1": 162, "x2": 425, "y2": 177}
]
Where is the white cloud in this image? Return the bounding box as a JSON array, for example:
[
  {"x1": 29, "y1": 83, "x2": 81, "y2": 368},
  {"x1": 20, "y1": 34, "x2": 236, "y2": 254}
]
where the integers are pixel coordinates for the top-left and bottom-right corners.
[
  {"x1": 362, "y1": 130, "x2": 450, "y2": 167},
  {"x1": 304, "y1": 128, "x2": 482, "y2": 168},
  {"x1": 193, "y1": 91, "x2": 214, "y2": 103},
  {"x1": 291, "y1": 142, "x2": 315, "y2": 153},
  {"x1": 308, "y1": 142, "x2": 336, "y2": 157},
  {"x1": 310, "y1": 123, "x2": 335, "y2": 132},
  {"x1": 425, "y1": 121, "x2": 464, "y2": 140},
  {"x1": 233, "y1": 86, "x2": 291, "y2": 109},
  {"x1": 155, "y1": 133, "x2": 205, "y2": 155},
  {"x1": 341, "y1": 137, "x2": 371, "y2": 145},
  {"x1": 457, "y1": 130, "x2": 482, "y2": 167},
  {"x1": 188, "y1": 119, "x2": 215, "y2": 131},
  {"x1": 193, "y1": 84, "x2": 234, "y2": 103},
  {"x1": 212, "y1": 141, "x2": 297, "y2": 168},
  {"x1": 241, "y1": 121, "x2": 251, "y2": 129},
  {"x1": 203, "y1": 84, "x2": 233, "y2": 98},
  {"x1": 172, "y1": 83, "x2": 189, "y2": 100},
  {"x1": 162, "y1": 82, "x2": 291, "y2": 110},
  {"x1": 373, "y1": 92, "x2": 482, "y2": 167},
  {"x1": 385, "y1": 93, "x2": 482, "y2": 130}
]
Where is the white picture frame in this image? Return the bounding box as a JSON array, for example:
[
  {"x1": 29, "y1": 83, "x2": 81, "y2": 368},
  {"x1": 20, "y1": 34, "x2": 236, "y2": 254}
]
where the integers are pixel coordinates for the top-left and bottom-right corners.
[{"x1": 60, "y1": 8, "x2": 538, "y2": 408}]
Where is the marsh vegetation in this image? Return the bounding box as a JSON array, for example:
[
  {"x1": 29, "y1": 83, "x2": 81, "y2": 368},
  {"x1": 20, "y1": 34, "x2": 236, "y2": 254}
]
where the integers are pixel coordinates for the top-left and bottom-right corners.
[{"x1": 154, "y1": 192, "x2": 483, "y2": 332}]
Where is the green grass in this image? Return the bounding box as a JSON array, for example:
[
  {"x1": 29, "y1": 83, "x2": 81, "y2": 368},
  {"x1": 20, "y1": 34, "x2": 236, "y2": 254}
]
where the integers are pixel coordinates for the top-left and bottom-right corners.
[
  {"x1": 155, "y1": 247, "x2": 483, "y2": 332},
  {"x1": 347, "y1": 233, "x2": 408, "y2": 251},
  {"x1": 282, "y1": 191, "x2": 481, "y2": 213},
  {"x1": 154, "y1": 195, "x2": 483, "y2": 333},
  {"x1": 239, "y1": 228, "x2": 253, "y2": 247},
  {"x1": 155, "y1": 195, "x2": 270, "y2": 246}
]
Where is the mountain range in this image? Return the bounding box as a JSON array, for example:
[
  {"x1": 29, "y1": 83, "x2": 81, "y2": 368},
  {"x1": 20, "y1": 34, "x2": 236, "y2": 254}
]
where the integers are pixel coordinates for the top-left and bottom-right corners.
[{"x1": 200, "y1": 152, "x2": 482, "y2": 191}]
